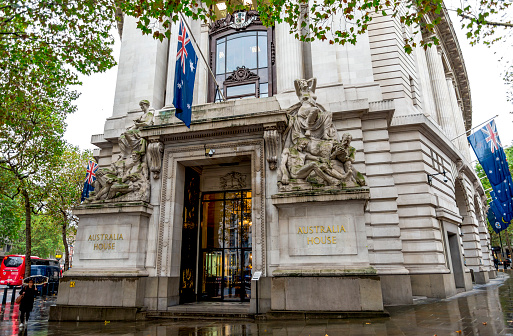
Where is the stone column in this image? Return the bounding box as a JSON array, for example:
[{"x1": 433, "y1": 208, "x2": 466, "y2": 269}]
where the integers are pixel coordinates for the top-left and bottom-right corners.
[
  {"x1": 446, "y1": 75, "x2": 471, "y2": 161},
  {"x1": 275, "y1": 22, "x2": 303, "y2": 93},
  {"x1": 164, "y1": 22, "x2": 180, "y2": 108},
  {"x1": 112, "y1": 16, "x2": 169, "y2": 116},
  {"x1": 425, "y1": 45, "x2": 456, "y2": 139},
  {"x1": 415, "y1": 43, "x2": 437, "y2": 120}
]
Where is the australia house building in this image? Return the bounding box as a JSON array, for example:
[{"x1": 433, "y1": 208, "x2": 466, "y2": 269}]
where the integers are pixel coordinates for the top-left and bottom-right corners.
[{"x1": 51, "y1": 3, "x2": 495, "y2": 320}]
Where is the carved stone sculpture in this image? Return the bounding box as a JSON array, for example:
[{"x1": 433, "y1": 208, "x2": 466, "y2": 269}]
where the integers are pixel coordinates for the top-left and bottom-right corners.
[
  {"x1": 118, "y1": 100, "x2": 154, "y2": 158},
  {"x1": 278, "y1": 78, "x2": 366, "y2": 191},
  {"x1": 264, "y1": 125, "x2": 280, "y2": 170},
  {"x1": 85, "y1": 100, "x2": 153, "y2": 203},
  {"x1": 147, "y1": 137, "x2": 164, "y2": 179}
]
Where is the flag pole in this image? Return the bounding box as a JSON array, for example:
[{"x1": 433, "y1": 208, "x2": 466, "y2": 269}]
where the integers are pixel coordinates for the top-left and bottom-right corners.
[
  {"x1": 499, "y1": 230, "x2": 505, "y2": 258},
  {"x1": 451, "y1": 114, "x2": 499, "y2": 141},
  {"x1": 179, "y1": 13, "x2": 226, "y2": 102}
]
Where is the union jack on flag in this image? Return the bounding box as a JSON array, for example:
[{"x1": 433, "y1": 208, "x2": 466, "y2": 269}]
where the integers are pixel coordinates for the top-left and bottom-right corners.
[
  {"x1": 176, "y1": 20, "x2": 191, "y2": 74},
  {"x1": 173, "y1": 19, "x2": 198, "y2": 128},
  {"x1": 81, "y1": 160, "x2": 98, "y2": 202},
  {"x1": 482, "y1": 120, "x2": 502, "y2": 153},
  {"x1": 85, "y1": 160, "x2": 98, "y2": 184}
]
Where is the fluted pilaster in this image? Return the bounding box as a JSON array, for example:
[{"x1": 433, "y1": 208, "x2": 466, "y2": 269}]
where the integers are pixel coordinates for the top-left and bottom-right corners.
[
  {"x1": 275, "y1": 22, "x2": 303, "y2": 92},
  {"x1": 425, "y1": 45, "x2": 456, "y2": 139},
  {"x1": 416, "y1": 44, "x2": 437, "y2": 120},
  {"x1": 446, "y1": 75, "x2": 471, "y2": 160}
]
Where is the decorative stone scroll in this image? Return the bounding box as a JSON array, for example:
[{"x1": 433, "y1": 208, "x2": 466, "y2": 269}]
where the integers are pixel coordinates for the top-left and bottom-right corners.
[
  {"x1": 147, "y1": 137, "x2": 164, "y2": 179},
  {"x1": 264, "y1": 124, "x2": 280, "y2": 170},
  {"x1": 456, "y1": 160, "x2": 464, "y2": 181},
  {"x1": 85, "y1": 100, "x2": 154, "y2": 203},
  {"x1": 277, "y1": 78, "x2": 366, "y2": 192}
]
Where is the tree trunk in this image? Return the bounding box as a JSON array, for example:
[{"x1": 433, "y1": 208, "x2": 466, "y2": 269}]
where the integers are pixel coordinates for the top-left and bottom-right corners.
[
  {"x1": 61, "y1": 212, "x2": 69, "y2": 271},
  {"x1": 506, "y1": 231, "x2": 512, "y2": 259},
  {"x1": 22, "y1": 189, "x2": 32, "y2": 278}
]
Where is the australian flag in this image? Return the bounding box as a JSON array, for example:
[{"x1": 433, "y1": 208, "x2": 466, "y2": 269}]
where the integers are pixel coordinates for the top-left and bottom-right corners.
[
  {"x1": 81, "y1": 160, "x2": 98, "y2": 202},
  {"x1": 173, "y1": 20, "x2": 198, "y2": 128},
  {"x1": 468, "y1": 120, "x2": 513, "y2": 229},
  {"x1": 488, "y1": 200, "x2": 510, "y2": 233}
]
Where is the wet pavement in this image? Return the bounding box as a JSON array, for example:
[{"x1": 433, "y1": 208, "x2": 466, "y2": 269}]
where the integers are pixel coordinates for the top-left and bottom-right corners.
[{"x1": 2, "y1": 272, "x2": 513, "y2": 335}]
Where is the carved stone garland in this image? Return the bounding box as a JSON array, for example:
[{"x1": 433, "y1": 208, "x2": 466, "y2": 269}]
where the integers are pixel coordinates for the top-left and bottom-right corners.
[{"x1": 224, "y1": 66, "x2": 259, "y2": 84}]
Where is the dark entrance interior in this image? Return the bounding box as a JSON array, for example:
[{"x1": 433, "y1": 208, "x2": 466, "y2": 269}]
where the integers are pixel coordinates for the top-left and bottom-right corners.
[
  {"x1": 448, "y1": 232, "x2": 465, "y2": 288},
  {"x1": 179, "y1": 166, "x2": 253, "y2": 303},
  {"x1": 199, "y1": 190, "x2": 252, "y2": 302},
  {"x1": 179, "y1": 167, "x2": 201, "y2": 304}
]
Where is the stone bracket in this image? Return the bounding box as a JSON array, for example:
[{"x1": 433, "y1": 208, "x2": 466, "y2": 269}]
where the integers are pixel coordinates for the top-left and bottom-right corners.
[
  {"x1": 147, "y1": 136, "x2": 164, "y2": 179},
  {"x1": 264, "y1": 123, "x2": 282, "y2": 170}
]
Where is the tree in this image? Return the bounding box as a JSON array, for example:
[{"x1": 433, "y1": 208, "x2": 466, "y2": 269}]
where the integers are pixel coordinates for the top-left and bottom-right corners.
[
  {"x1": 117, "y1": 0, "x2": 509, "y2": 50},
  {"x1": 0, "y1": 182, "x2": 23, "y2": 249},
  {"x1": 475, "y1": 145, "x2": 513, "y2": 248},
  {"x1": 0, "y1": 0, "x2": 120, "y2": 277},
  {"x1": 0, "y1": 50, "x2": 73, "y2": 276},
  {"x1": 117, "y1": 0, "x2": 512, "y2": 98},
  {"x1": 46, "y1": 146, "x2": 93, "y2": 271}
]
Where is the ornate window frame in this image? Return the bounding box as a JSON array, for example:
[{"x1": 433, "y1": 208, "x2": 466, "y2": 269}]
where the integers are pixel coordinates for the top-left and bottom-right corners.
[{"x1": 208, "y1": 10, "x2": 276, "y2": 102}]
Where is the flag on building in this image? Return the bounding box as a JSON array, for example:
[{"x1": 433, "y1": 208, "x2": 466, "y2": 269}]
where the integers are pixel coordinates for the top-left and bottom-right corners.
[
  {"x1": 173, "y1": 20, "x2": 198, "y2": 128},
  {"x1": 81, "y1": 160, "x2": 98, "y2": 202},
  {"x1": 488, "y1": 200, "x2": 511, "y2": 233},
  {"x1": 468, "y1": 120, "x2": 513, "y2": 229}
]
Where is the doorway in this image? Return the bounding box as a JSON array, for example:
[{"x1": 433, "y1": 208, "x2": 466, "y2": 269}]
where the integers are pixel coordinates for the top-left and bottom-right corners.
[
  {"x1": 199, "y1": 190, "x2": 252, "y2": 302},
  {"x1": 448, "y1": 232, "x2": 465, "y2": 288}
]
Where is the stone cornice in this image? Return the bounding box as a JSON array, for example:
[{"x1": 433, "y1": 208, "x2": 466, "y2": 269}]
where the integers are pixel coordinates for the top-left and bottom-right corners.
[
  {"x1": 429, "y1": 6, "x2": 472, "y2": 131},
  {"x1": 389, "y1": 114, "x2": 480, "y2": 184}
]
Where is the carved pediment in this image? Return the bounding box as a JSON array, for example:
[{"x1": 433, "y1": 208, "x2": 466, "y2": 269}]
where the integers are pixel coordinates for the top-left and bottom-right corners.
[{"x1": 224, "y1": 66, "x2": 259, "y2": 84}]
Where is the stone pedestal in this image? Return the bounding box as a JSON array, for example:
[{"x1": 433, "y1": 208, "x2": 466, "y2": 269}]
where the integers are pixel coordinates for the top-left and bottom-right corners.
[
  {"x1": 270, "y1": 270, "x2": 384, "y2": 312},
  {"x1": 50, "y1": 202, "x2": 153, "y2": 321},
  {"x1": 269, "y1": 188, "x2": 383, "y2": 313}
]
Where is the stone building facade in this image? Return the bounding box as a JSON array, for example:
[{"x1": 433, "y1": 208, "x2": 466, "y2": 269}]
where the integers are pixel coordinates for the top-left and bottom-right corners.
[{"x1": 51, "y1": 5, "x2": 495, "y2": 320}]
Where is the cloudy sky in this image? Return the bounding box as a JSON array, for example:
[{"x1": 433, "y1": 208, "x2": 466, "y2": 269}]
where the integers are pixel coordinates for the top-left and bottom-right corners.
[{"x1": 64, "y1": 14, "x2": 513, "y2": 152}]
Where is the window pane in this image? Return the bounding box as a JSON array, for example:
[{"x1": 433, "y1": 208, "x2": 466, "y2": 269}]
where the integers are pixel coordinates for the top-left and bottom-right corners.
[
  {"x1": 259, "y1": 83, "x2": 268, "y2": 95},
  {"x1": 203, "y1": 192, "x2": 224, "y2": 201},
  {"x1": 227, "y1": 83, "x2": 255, "y2": 97},
  {"x1": 216, "y1": 41, "x2": 226, "y2": 75},
  {"x1": 243, "y1": 250, "x2": 252, "y2": 300},
  {"x1": 224, "y1": 249, "x2": 241, "y2": 301},
  {"x1": 258, "y1": 35, "x2": 267, "y2": 68},
  {"x1": 225, "y1": 191, "x2": 243, "y2": 199},
  {"x1": 202, "y1": 251, "x2": 222, "y2": 300},
  {"x1": 226, "y1": 31, "x2": 256, "y2": 41},
  {"x1": 224, "y1": 199, "x2": 241, "y2": 249},
  {"x1": 201, "y1": 201, "x2": 224, "y2": 248},
  {"x1": 226, "y1": 33, "x2": 257, "y2": 72},
  {"x1": 242, "y1": 198, "x2": 252, "y2": 248}
]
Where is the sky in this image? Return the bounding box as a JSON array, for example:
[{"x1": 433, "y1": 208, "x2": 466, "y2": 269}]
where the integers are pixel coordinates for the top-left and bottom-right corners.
[{"x1": 63, "y1": 16, "x2": 513, "y2": 151}]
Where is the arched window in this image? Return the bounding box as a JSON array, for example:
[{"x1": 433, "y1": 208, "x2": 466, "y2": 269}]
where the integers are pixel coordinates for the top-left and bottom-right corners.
[{"x1": 209, "y1": 10, "x2": 275, "y2": 102}]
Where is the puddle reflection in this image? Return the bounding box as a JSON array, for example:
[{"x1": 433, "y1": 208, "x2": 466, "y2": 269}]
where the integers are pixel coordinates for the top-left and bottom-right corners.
[{"x1": 2, "y1": 274, "x2": 512, "y2": 335}]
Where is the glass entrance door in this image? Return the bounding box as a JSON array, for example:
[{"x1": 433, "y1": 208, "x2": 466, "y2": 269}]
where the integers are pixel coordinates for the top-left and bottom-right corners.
[{"x1": 200, "y1": 190, "x2": 252, "y2": 302}]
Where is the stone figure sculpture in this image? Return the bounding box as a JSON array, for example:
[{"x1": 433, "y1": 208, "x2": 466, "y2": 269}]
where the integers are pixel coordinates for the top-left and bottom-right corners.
[
  {"x1": 118, "y1": 100, "x2": 154, "y2": 158},
  {"x1": 85, "y1": 100, "x2": 153, "y2": 203},
  {"x1": 278, "y1": 78, "x2": 366, "y2": 191}
]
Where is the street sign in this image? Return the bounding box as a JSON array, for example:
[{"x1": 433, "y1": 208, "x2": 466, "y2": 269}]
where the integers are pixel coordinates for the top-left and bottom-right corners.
[{"x1": 252, "y1": 271, "x2": 262, "y2": 281}]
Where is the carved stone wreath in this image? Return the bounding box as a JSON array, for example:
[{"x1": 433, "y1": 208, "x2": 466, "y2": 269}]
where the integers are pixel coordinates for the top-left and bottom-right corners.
[{"x1": 225, "y1": 66, "x2": 259, "y2": 84}]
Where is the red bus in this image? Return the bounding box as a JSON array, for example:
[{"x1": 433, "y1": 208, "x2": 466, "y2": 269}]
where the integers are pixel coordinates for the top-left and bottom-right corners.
[{"x1": 0, "y1": 255, "x2": 42, "y2": 287}]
